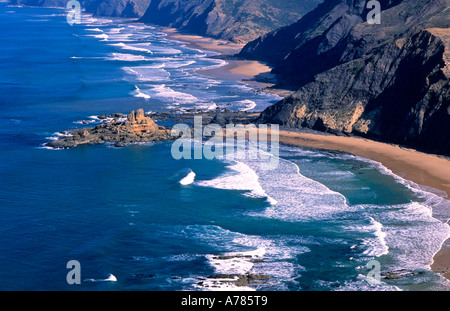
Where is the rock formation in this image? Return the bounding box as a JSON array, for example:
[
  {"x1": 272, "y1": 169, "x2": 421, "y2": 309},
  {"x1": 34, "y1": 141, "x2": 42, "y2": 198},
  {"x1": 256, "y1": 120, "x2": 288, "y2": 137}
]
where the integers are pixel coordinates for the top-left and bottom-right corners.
[{"x1": 46, "y1": 109, "x2": 174, "y2": 149}]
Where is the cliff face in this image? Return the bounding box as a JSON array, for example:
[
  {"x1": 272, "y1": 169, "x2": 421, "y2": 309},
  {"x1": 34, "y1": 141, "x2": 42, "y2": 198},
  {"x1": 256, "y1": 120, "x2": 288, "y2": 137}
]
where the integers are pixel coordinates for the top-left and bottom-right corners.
[
  {"x1": 139, "y1": 0, "x2": 323, "y2": 43},
  {"x1": 241, "y1": 0, "x2": 450, "y2": 155},
  {"x1": 9, "y1": 0, "x2": 152, "y2": 18}
]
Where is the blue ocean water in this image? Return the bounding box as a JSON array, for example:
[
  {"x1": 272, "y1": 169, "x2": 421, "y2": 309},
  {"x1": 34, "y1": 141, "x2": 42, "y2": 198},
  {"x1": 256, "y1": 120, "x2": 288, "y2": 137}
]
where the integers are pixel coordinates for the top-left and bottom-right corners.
[{"x1": 1, "y1": 3, "x2": 450, "y2": 291}]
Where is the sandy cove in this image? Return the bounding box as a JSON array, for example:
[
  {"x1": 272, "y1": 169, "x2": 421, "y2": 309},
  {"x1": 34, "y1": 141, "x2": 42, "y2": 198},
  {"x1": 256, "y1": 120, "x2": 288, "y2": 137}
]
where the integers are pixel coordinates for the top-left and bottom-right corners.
[{"x1": 161, "y1": 27, "x2": 450, "y2": 282}]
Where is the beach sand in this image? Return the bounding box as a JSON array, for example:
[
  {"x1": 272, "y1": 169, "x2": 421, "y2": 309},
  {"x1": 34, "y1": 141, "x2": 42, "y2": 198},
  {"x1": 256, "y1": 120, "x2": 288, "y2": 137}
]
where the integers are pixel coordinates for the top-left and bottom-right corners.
[{"x1": 162, "y1": 27, "x2": 450, "y2": 283}]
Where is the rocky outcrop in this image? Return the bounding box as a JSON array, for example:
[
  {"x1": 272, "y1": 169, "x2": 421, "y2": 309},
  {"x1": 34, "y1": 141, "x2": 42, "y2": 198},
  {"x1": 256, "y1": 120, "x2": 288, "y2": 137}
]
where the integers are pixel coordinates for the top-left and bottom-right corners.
[
  {"x1": 139, "y1": 0, "x2": 323, "y2": 43},
  {"x1": 46, "y1": 109, "x2": 173, "y2": 149},
  {"x1": 240, "y1": 0, "x2": 450, "y2": 155}
]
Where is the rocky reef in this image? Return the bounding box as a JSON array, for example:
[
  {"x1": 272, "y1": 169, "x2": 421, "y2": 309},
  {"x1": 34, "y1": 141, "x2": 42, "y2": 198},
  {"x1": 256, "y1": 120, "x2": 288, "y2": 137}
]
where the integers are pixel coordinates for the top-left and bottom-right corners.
[
  {"x1": 239, "y1": 0, "x2": 450, "y2": 156},
  {"x1": 46, "y1": 109, "x2": 173, "y2": 149}
]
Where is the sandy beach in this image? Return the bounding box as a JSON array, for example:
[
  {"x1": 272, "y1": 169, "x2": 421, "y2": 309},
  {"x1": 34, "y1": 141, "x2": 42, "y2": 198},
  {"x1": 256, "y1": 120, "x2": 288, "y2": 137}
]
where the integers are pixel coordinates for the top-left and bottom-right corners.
[
  {"x1": 276, "y1": 130, "x2": 450, "y2": 279},
  {"x1": 162, "y1": 27, "x2": 450, "y2": 282},
  {"x1": 163, "y1": 27, "x2": 283, "y2": 92}
]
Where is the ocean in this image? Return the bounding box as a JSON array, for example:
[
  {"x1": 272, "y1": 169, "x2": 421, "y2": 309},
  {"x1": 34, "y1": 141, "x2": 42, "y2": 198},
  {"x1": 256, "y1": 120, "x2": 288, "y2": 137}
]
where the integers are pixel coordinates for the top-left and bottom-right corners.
[{"x1": 1, "y1": 3, "x2": 450, "y2": 291}]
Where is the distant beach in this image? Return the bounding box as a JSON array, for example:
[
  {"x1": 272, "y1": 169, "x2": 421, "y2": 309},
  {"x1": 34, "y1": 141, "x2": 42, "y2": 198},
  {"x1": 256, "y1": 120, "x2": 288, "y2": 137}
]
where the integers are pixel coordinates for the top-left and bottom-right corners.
[{"x1": 2, "y1": 5, "x2": 448, "y2": 290}]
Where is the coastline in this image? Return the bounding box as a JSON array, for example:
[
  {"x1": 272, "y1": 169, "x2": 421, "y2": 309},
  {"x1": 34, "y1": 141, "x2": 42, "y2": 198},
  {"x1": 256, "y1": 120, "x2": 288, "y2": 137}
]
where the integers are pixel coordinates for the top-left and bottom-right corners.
[
  {"x1": 276, "y1": 130, "x2": 450, "y2": 198},
  {"x1": 162, "y1": 27, "x2": 289, "y2": 95},
  {"x1": 161, "y1": 26, "x2": 450, "y2": 283}
]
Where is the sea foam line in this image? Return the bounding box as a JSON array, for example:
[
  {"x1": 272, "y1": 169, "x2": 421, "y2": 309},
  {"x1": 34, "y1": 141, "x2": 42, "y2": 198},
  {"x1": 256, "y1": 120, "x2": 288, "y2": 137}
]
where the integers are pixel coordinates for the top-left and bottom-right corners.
[{"x1": 196, "y1": 160, "x2": 277, "y2": 206}]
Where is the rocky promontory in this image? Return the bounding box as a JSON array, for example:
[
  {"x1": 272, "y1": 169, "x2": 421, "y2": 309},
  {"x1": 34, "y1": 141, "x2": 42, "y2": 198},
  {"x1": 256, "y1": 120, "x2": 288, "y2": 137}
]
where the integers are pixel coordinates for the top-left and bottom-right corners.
[{"x1": 46, "y1": 109, "x2": 173, "y2": 149}]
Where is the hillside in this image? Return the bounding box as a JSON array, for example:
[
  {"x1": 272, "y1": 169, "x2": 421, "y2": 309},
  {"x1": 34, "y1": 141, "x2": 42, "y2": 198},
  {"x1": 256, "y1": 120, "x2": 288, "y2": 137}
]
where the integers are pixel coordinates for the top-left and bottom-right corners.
[
  {"x1": 10, "y1": 0, "x2": 152, "y2": 18},
  {"x1": 139, "y1": 0, "x2": 322, "y2": 43}
]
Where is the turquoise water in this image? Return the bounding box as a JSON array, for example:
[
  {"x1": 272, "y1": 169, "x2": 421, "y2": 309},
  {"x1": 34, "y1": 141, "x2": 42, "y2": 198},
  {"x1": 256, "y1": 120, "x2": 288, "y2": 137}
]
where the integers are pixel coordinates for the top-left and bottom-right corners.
[{"x1": 0, "y1": 4, "x2": 449, "y2": 291}]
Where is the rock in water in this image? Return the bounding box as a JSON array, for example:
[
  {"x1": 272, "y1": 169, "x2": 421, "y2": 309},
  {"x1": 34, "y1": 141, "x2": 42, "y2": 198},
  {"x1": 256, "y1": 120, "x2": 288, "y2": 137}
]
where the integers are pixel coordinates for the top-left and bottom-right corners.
[{"x1": 46, "y1": 109, "x2": 174, "y2": 149}]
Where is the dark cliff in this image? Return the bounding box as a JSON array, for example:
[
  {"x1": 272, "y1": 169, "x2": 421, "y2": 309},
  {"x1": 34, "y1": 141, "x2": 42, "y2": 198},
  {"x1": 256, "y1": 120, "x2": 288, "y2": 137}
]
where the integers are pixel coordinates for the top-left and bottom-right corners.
[
  {"x1": 240, "y1": 0, "x2": 450, "y2": 155},
  {"x1": 139, "y1": 0, "x2": 323, "y2": 43},
  {"x1": 9, "y1": 0, "x2": 323, "y2": 42}
]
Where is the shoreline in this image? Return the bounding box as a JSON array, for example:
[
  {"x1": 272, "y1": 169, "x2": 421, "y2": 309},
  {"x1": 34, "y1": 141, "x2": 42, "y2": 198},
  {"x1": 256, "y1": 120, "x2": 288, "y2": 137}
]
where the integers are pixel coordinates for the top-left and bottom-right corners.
[
  {"x1": 276, "y1": 129, "x2": 450, "y2": 280},
  {"x1": 161, "y1": 26, "x2": 450, "y2": 283},
  {"x1": 276, "y1": 130, "x2": 450, "y2": 198}
]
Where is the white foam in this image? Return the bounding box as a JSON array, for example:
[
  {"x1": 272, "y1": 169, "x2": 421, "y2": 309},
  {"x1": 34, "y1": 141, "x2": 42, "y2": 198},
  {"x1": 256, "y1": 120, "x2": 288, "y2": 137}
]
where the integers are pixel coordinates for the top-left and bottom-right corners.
[
  {"x1": 367, "y1": 217, "x2": 389, "y2": 257},
  {"x1": 86, "y1": 33, "x2": 109, "y2": 41},
  {"x1": 84, "y1": 273, "x2": 117, "y2": 282},
  {"x1": 195, "y1": 102, "x2": 218, "y2": 111},
  {"x1": 197, "y1": 59, "x2": 228, "y2": 71},
  {"x1": 107, "y1": 33, "x2": 133, "y2": 42},
  {"x1": 238, "y1": 100, "x2": 257, "y2": 112},
  {"x1": 350, "y1": 155, "x2": 450, "y2": 270},
  {"x1": 131, "y1": 85, "x2": 151, "y2": 99},
  {"x1": 45, "y1": 131, "x2": 73, "y2": 141},
  {"x1": 196, "y1": 161, "x2": 277, "y2": 205},
  {"x1": 148, "y1": 45, "x2": 182, "y2": 55},
  {"x1": 149, "y1": 84, "x2": 199, "y2": 104},
  {"x1": 86, "y1": 28, "x2": 103, "y2": 32},
  {"x1": 183, "y1": 225, "x2": 308, "y2": 291},
  {"x1": 347, "y1": 217, "x2": 389, "y2": 258},
  {"x1": 206, "y1": 247, "x2": 266, "y2": 276},
  {"x1": 110, "y1": 42, "x2": 153, "y2": 54},
  {"x1": 162, "y1": 60, "x2": 196, "y2": 69},
  {"x1": 73, "y1": 119, "x2": 97, "y2": 125},
  {"x1": 108, "y1": 27, "x2": 124, "y2": 34},
  {"x1": 179, "y1": 170, "x2": 196, "y2": 185},
  {"x1": 244, "y1": 156, "x2": 352, "y2": 222},
  {"x1": 105, "y1": 274, "x2": 117, "y2": 282},
  {"x1": 369, "y1": 202, "x2": 450, "y2": 271}
]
